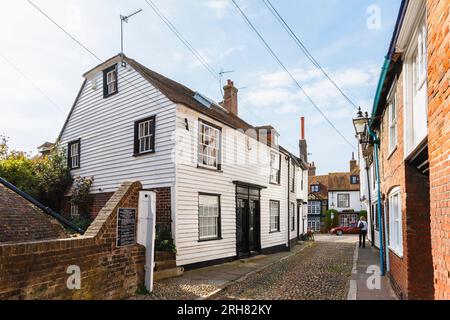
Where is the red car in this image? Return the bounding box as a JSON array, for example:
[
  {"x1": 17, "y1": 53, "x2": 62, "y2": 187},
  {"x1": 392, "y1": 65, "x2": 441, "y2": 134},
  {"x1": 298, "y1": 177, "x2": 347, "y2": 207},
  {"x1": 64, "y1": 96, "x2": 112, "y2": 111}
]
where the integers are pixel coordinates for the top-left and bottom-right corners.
[{"x1": 330, "y1": 224, "x2": 360, "y2": 236}]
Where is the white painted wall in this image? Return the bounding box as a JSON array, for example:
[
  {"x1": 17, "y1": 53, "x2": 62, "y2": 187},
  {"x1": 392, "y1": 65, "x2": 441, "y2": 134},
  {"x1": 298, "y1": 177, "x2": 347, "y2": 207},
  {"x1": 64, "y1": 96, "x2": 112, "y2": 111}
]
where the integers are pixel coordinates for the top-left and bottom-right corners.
[
  {"x1": 174, "y1": 104, "x2": 297, "y2": 266},
  {"x1": 59, "y1": 59, "x2": 177, "y2": 193},
  {"x1": 328, "y1": 190, "x2": 362, "y2": 212}
]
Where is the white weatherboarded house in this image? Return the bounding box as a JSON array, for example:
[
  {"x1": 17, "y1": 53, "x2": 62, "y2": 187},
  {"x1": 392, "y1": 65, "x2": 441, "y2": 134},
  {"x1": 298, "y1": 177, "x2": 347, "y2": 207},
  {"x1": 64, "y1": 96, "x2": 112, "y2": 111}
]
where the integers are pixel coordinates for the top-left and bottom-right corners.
[{"x1": 58, "y1": 54, "x2": 309, "y2": 268}]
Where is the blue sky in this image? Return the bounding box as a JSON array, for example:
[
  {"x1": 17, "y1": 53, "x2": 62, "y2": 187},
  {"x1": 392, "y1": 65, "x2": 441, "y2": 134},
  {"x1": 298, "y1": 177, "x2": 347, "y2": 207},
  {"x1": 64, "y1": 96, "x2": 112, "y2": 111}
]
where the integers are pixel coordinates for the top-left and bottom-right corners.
[{"x1": 0, "y1": 0, "x2": 401, "y2": 174}]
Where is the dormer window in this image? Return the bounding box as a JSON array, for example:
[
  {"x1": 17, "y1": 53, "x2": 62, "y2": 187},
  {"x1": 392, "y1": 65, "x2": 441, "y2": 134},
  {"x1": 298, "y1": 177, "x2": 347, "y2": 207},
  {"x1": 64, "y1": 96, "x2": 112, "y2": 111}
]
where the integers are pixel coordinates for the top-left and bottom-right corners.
[
  {"x1": 350, "y1": 175, "x2": 360, "y2": 184},
  {"x1": 103, "y1": 64, "x2": 118, "y2": 98},
  {"x1": 311, "y1": 184, "x2": 319, "y2": 193}
]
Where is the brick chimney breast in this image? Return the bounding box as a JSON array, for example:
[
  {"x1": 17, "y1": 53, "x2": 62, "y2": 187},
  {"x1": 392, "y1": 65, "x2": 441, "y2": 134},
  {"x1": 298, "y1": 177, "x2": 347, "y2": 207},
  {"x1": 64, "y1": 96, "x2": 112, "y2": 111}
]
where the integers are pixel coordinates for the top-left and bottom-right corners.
[
  {"x1": 350, "y1": 152, "x2": 357, "y2": 172},
  {"x1": 223, "y1": 79, "x2": 238, "y2": 115}
]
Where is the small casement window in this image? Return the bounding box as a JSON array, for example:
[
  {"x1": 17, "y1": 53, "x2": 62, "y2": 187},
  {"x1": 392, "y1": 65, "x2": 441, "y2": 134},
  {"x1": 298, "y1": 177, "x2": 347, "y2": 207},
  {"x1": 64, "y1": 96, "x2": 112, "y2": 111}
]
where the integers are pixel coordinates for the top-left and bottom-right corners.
[
  {"x1": 134, "y1": 116, "x2": 155, "y2": 155},
  {"x1": 350, "y1": 175, "x2": 360, "y2": 184},
  {"x1": 68, "y1": 140, "x2": 80, "y2": 170},
  {"x1": 388, "y1": 90, "x2": 398, "y2": 153},
  {"x1": 198, "y1": 194, "x2": 221, "y2": 241},
  {"x1": 270, "y1": 151, "x2": 281, "y2": 184},
  {"x1": 290, "y1": 164, "x2": 295, "y2": 192},
  {"x1": 103, "y1": 64, "x2": 118, "y2": 98},
  {"x1": 337, "y1": 194, "x2": 350, "y2": 208},
  {"x1": 70, "y1": 202, "x2": 79, "y2": 219},
  {"x1": 389, "y1": 188, "x2": 403, "y2": 256},
  {"x1": 290, "y1": 202, "x2": 295, "y2": 231},
  {"x1": 269, "y1": 200, "x2": 280, "y2": 232},
  {"x1": 311, "y1": 184, "x2": 319, "y2": 193},
  {"x1": 198, "y1": 120, "x2": 221, "y2": 170},
  {"x1": 308, "y1": 201, "x2": 321, "y2": 215}
]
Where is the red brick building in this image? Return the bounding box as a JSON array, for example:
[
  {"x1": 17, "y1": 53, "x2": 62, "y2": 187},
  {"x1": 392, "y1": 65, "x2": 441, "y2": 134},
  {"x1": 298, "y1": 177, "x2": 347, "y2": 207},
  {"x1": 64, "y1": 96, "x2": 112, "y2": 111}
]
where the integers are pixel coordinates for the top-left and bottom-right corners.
[
  {"x1": 360, "y1": 0, "x2": 448, "y2": 299},
  {"x1": 427, "y1": 0, "x2": 450, "y2": 300}
]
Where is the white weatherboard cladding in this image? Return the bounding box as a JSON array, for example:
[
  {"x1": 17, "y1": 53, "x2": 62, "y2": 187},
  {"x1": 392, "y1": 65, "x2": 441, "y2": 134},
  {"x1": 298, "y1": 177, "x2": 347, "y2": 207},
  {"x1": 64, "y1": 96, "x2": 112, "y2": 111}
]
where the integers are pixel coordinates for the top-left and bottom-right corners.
[
  {"x1": 175, "y1": 105, "x2": 291, "y2": 266},
  {"x1": 59, "y1": 63, "x2": 177, "y2": 192}
]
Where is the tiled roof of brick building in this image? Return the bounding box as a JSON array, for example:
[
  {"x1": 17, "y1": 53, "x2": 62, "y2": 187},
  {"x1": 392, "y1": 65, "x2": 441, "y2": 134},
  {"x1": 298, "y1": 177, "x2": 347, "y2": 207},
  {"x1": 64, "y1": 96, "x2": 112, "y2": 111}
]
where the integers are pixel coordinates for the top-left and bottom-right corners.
[
  {"x1": 0, "y1": 181, "x2": 69, "y2": 244},
  {"x1": 309, "y1": 175, "x2": 329, "y2": 200}
]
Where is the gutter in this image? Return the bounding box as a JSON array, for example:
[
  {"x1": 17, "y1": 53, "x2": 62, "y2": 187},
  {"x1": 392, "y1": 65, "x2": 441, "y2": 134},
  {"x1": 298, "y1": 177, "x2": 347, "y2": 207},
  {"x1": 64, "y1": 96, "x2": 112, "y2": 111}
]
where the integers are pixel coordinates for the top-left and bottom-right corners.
[
  {"x1": 287, "y1": 156, "x2": 291, "y2": 250},
  {"x1": 0, "y1": 177, "x2": 85, "y2": 234}
]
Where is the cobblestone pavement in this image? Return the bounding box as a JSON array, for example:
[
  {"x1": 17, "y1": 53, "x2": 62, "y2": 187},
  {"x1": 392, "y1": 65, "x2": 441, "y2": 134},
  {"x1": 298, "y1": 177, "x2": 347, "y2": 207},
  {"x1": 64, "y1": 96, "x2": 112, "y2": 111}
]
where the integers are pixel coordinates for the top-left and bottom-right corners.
[
  {"x1": 131, "y1": 235, "x2": 357, "y2": 300},
  {"x1": 211, "y1": 235, "x2": 356, "y2": 300}
]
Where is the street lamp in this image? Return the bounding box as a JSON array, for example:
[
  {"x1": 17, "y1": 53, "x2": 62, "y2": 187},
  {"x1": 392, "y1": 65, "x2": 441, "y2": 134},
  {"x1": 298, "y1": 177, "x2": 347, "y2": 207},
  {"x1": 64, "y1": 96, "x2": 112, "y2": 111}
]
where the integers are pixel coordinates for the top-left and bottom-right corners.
[
  {"x1": 352, "y1": 107, "x2": 386, "y2": 276},
  {"x1": 353, "y1": 107, "x2": 368, "y2": 138}
]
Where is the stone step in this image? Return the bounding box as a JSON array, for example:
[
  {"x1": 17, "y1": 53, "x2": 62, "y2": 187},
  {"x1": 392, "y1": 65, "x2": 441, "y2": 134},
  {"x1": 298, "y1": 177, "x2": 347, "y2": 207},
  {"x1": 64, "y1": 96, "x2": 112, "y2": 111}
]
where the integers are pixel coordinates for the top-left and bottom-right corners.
[
  {"x1": 154, "y1": 260, "x2": 177, "y2": 271},
  {"x1": 153, "y1": 267, "x2": 184, "y2": 281}
]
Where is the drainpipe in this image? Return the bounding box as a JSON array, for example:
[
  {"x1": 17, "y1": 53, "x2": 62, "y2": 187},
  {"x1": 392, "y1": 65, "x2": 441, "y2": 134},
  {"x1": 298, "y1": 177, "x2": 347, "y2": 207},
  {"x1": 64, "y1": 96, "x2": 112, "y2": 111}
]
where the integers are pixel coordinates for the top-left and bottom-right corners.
[
  {"x1": 369, "y1": 56, "x2": 391, "y2": 276},
  {"x1": 287, "y1": 156, "x2": 291, "y2": 250},
  {"x1": 365, "y1": 163, "x2": 374, "y2": 247}
]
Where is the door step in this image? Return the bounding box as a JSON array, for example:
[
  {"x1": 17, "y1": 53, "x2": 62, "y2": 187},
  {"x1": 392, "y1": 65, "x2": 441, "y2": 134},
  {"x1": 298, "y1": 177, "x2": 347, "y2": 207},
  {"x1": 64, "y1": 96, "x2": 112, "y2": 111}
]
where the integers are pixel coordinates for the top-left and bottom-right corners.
[{"x1": 154, "y1": 267, "x2": 184, "y2": 281}]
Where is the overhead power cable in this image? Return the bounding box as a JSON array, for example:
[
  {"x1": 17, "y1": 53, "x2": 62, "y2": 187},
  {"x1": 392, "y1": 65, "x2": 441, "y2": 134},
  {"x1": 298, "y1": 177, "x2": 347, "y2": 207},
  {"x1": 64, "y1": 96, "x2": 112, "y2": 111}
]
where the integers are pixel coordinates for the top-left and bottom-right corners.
[
  {"x1": 262, "y1": 0, "x2": 359, "y2": 110},
  {"x1": 144, "y1": 0, "x2": 220, "y2": 83},
  {"x1": 230, "y1": 0, "x2": 356, "y2": 150}
]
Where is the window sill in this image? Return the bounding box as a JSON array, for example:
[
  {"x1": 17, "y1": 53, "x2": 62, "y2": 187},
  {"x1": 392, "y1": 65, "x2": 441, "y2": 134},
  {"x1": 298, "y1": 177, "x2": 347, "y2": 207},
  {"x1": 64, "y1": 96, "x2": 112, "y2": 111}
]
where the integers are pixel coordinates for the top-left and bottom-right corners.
[
  {"x1": 270, "y1": 182, "x2": 281, "y2": 186},
  {"x1": 70, "y1": 167, "x2": 80, "y2": 171},
  {"x1": 197, "y1": 164, "x2": 223, "y2": 173},
  {"x1": 133, "y1": 150, "x2": 155, "y2": 157},
  {"x1": 198, "y1": 237, "x2": 223, "y2": 243},
  {"x1": 389, "y1": 246, "x2": 403, "y2": 259},
  {"x1": 103, "y1": 91, "x2": 118, "y2": 99},
  {"x1": 387, "y1": 146, "x2": 397, "y2": 160},
  {"x1": 269, "y1": 230, "x2": 280, "y2": 234}
]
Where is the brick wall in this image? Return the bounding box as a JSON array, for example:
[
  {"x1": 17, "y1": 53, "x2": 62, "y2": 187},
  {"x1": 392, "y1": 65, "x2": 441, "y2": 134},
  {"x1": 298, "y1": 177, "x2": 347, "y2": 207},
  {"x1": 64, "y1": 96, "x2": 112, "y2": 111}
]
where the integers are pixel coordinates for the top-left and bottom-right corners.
[
  {"x1": 377, "y1": 63, "x2": 433, "y2": 299},
  {"x1": 427, "y1": 0, "x2": 450, "y2": 300},
  {"x1": 0, "y1": 182, "x2": 145, "y2": 300}
]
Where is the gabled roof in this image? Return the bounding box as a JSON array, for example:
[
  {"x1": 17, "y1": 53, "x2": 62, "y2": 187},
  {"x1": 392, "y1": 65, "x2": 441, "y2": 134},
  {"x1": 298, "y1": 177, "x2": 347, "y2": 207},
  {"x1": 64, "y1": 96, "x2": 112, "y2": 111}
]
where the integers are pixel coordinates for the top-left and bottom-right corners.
[
  {"x1": 309, "y1": 175, "x2": 329, "y2": 200},
  {"x1": 328, "y1": 172, "x2": 360, "y2": 191},
  {"x1": 57, "y1": 54, "x2": 304, "y2": 163}
]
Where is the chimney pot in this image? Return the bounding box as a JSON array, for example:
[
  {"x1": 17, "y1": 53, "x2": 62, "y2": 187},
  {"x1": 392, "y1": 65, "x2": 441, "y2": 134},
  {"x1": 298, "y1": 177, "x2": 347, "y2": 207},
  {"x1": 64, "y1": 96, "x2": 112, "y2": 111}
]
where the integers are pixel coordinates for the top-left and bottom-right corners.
[{"x1": 223, "y1": 79, "x2": 238, "y2": 115}]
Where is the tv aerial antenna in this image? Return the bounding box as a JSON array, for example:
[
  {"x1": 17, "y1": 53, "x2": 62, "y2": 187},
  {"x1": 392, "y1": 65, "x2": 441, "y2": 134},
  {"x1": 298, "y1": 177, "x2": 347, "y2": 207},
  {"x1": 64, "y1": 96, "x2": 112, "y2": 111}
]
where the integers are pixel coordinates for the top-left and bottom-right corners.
[
  {"x1": 219, "y1": 69, "x2": 235, "y2": 96},
  {"x1": 120, "y1": 8, "x2": 143, "y2": 64}
]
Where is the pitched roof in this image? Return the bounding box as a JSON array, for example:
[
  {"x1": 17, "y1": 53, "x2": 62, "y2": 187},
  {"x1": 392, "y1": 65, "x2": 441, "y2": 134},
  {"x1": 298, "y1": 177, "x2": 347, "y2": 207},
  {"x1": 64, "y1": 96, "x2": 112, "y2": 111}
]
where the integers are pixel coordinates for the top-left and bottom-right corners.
[
  {"x1": 328, "y1": 171, "x2": 360, "y2": 191},
  {"x1": 125, "y1": 56, "x2": 254, "y2": 132},
  {"x1": 0, "y1": 182, "x2": 70, "y2": 244},
  {"x1": 309, "y1": 175, "x2": 329, "y2": 200}
]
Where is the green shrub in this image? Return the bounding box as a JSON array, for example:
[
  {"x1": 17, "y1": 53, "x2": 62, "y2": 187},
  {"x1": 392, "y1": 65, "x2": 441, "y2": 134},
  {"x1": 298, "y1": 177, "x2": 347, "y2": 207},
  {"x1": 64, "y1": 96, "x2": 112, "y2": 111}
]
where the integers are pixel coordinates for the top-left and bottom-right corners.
[
  {"x1": 359, "y1": 210, "x2": 368, "y2": 219},
  {"x1": 155, "y1": 225, "x2": 177, "y2": 253},
  {"x1": 324, "y1": 209, "x2": 340, "y2": 232}
]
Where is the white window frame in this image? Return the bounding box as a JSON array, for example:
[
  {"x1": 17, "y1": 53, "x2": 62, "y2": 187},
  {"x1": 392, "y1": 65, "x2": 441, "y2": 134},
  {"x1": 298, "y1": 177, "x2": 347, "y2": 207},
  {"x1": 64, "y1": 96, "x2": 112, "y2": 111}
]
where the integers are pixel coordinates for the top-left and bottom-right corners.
[
  {"x1": 270, "y1": 200, "x2": 280, "y2": 232},
  {"x1": 198, "y1": 120, "x2": 221, "y2": 169},
  {"x1": 308, "y1": 201, "x2": 321, "y2": 215},
  {"x1": 138, "y1": 119, "x2": 154, "y2": 153},
  {"x1": 290, "y1": 164, "x2": 296, "y2": 192},
  {"x1": 311, "y1": 185, "x2": 319, "y2": 193},
  {"x1": 270, "y1": 151, "x2": 281, "y2": 184},
  {"x1": 388, "y1": 79, "x2": 398, "y2": 154},
  {"x1": 198, "y1": 194, "x2": 220, "y2": 241},
  {"x1": 70, "y1": 202, "x2": 79, "y2": 219},
  {"x1": 337, "y1": 193, "x2": 350, "y2": 208},
  {"x1": 106, "y1": 68, "x2": 117, "y2": 95},
  {"x1": 70, "y1": 141, "x2": 80, "y2": 169},
  {"x1": 388, "y1": 187, "x2": 403, "y2": 257}
]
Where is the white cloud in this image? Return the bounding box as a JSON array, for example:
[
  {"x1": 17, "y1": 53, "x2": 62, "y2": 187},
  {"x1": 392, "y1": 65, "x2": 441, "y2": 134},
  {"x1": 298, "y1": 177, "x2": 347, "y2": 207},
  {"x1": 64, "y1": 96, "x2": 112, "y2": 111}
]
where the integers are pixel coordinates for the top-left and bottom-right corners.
[{"x1": 204, "y1": 0, "x2": 230, "y2": 18}]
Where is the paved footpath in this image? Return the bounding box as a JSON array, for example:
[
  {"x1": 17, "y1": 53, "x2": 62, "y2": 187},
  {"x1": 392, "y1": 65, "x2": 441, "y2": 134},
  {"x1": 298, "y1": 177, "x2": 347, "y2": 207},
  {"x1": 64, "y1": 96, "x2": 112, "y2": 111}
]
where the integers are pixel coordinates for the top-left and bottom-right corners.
[{"x1": 348, "y1": 242, "x2": 397, "y2": 300}]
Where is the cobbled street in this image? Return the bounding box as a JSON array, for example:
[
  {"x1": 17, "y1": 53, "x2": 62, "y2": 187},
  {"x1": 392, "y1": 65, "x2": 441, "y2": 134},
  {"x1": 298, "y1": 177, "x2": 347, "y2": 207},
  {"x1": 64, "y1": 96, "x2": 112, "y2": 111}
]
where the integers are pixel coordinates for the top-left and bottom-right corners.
[
  {"x1": 211, "y1": 235, "x2": 356, "y2": 300},
  {"x1": 133, "y1": 235, "x2": 357, "y2": 300}
]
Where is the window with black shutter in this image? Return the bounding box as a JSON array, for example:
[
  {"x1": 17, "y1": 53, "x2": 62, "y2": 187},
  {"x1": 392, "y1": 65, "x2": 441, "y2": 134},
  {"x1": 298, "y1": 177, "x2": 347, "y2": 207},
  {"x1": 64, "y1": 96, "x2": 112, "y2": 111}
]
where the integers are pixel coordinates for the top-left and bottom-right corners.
[
  {"x1": 134, "y1": 116, "x2": 156, "y2": 156},
  {"x1": 103, "y1": 64, "x2": 118, "y2": 98},
  {"x1": 68, "y1": 140, "x2": 80, "y2": 170}
]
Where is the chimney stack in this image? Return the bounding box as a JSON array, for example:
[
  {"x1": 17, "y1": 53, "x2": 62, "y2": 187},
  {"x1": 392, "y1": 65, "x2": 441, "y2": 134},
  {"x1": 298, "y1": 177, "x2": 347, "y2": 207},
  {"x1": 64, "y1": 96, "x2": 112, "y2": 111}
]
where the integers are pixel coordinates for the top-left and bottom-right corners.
[
  {"x1": 308, "y1": 162, "x2": 316, "y2": 176},
  {"x1": 350, "y1": 152, "x2": 357, "y2": 172},
  {"x1": 299, "y1": 117, "x2": 308, "y2": 162},
  {"x1": 223, "y1": 80, "x2": 238, "y2": 115}
]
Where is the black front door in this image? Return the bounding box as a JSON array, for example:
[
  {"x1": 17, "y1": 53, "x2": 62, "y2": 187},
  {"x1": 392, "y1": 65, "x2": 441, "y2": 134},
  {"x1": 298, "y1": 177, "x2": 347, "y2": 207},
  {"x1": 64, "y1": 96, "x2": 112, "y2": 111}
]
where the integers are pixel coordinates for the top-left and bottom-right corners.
[{"x1": 236, "y1": 186, "x2": 261, "y2": 258}]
